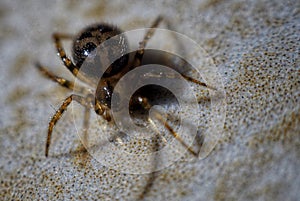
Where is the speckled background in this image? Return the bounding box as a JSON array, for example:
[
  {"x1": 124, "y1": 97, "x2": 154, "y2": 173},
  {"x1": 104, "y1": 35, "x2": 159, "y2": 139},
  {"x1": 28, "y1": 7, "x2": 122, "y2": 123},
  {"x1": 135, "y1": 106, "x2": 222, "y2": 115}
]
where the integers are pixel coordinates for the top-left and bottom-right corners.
[{"x1": 0, "y1": 0, "x2": 299, "y2": 200}]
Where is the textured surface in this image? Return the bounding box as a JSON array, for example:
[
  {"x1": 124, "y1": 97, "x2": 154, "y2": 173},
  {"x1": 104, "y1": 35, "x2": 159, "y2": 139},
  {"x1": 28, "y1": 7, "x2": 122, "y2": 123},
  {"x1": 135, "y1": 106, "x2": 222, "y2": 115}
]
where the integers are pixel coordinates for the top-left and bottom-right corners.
[{"x1": 0, "y1": 0, "x2": 299, "y2": 200}]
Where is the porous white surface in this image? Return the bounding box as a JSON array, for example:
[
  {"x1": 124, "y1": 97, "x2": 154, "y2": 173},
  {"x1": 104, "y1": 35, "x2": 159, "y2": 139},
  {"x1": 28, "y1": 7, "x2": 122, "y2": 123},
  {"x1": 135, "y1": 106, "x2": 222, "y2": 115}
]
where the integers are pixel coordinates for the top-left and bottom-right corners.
[{"x1": 0, "y1": 0, "x2": 299, "y2": 200}]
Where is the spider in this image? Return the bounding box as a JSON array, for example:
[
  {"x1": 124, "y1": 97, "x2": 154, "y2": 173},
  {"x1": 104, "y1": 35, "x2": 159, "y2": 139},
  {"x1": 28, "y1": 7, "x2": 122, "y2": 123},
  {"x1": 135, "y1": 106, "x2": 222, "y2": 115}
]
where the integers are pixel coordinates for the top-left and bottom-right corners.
[{"x1": 36, "y1": 16, "x2": 211, "y2": 157}]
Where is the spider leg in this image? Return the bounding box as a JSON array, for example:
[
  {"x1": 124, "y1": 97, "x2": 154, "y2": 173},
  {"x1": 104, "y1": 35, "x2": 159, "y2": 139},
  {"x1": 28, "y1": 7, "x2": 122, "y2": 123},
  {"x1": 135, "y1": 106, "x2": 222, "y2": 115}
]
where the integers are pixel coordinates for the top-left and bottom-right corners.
[
  {"x1": 181, "y1": 74, "x2": 216, "y2": 90},
  {"x1": 130, "y1": 94, "x2": 199, "y2": 198},
  {"x1": 137, "y1": 133, "x2": 160, "y2": 200},
  {"x1": 93, "y1": 96, "x2": 113, "y2": 122},
  {"x1": 132, "y1": 16, "x2": 163, "y2": 68},
  {"x1": 141, "y1": 17, "x2": 216, "y2": 91},
  {"x1": 142, "y1": 69, "x2": 216, "y2": 90},
  {"x1": 80, "y1": 94, "x2": 112, "y2": 147},
  {"x1": 82, "y1": 106, "x2": 91, "y2": 147},
  {"x1": 45, "y1": 94, "x2": 93, "y2": 157},
  {"x1": 136, "y1": 96, "x2": 198, "y2": 157},
  {"x1": 52, "y1": 33, "x2": 79, "y2": 77},
  {"x1": 35, "y1": 63, "x2": 90, "y2": 94}
]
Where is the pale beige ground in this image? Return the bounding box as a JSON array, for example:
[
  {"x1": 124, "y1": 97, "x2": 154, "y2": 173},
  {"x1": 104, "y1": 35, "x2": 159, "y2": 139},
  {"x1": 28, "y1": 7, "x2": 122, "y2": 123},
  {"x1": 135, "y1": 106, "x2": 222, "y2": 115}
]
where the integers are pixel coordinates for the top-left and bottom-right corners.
[{"x1": 0, "y1": 0, "x2": 299, "y2": 200}]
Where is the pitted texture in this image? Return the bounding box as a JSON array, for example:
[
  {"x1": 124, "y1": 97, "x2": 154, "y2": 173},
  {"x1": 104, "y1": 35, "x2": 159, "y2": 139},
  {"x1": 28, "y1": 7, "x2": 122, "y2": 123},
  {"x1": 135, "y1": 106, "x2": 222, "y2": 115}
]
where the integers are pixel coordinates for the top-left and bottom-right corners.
[{"x1": 0, "y1": 0, "x2": 299, "y2": 200}]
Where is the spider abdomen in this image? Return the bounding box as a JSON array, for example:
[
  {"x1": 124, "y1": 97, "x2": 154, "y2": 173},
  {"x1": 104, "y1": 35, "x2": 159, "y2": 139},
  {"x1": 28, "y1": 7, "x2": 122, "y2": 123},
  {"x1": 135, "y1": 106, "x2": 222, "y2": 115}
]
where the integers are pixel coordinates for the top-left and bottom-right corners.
[{"x1": 72, "y1": 23, "x2": 129, "y2": 78}]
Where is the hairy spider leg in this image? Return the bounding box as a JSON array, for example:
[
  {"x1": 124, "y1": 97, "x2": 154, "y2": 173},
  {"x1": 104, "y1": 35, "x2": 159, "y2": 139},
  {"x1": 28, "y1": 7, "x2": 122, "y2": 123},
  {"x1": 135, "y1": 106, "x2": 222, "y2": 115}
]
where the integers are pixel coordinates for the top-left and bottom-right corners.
[
  {"x1": 44, "y1": 90, "x2": 114, "y2": 157},
  {"x1": 82, "y1": 95, "x2": 93, "y2": 147},
  {"x1": 52, "y1": 33, "x2": 79, "y2": 75},
  {"x1": 35, "y1": 63, "x2": 90, "y2": 94},
  {"x1": 137, "y1": 92, "x2": 205, "y2": 199},
  {"x1": 35, "y1": 62, "x2": 104, "y2": 156},
  {"x1": 52, "y1": 33, "x2": 97, "y2": 86},
  {"x1": 129, "y1": 16, "x2": 216, "y2": 90},
  {"x1": 137, "y1": 133, "x2": 161, "y2": 200},
  {"x1": 137, "y1": 96, "x2": 198, "y2": 157},
  {"x1": 45, "y1": 94, "x2": 91, "y2": 157},
  {"x1": 182, "y1": 74, "x2": 216, "y2": 90},
  {"x1": 131, "y1": 16, "x2": 163, "y2": 69}
]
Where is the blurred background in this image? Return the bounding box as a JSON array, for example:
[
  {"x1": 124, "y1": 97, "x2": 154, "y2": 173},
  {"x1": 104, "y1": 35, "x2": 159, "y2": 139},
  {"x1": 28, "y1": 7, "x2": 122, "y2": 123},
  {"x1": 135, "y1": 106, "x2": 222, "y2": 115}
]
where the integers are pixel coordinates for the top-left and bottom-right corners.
[{"x1": 0, "y1": 0, "x2": 299, "y2": 200}]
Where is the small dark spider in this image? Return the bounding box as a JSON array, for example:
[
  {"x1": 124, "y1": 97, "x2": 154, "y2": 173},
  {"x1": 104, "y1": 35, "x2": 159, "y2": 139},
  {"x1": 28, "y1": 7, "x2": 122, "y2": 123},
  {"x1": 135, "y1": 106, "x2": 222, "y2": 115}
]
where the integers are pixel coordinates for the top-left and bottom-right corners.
[{"x1": 36, "y1": 16, "x2": 209, "y2": 157}]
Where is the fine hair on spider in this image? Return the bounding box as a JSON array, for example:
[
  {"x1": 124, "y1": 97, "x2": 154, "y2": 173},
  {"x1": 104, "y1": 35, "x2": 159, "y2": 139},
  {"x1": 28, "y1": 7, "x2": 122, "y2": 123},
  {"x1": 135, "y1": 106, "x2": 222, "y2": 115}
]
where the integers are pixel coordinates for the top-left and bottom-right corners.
[{"x1": 36, "y1": 16, "x2": 213, "y2": 158}]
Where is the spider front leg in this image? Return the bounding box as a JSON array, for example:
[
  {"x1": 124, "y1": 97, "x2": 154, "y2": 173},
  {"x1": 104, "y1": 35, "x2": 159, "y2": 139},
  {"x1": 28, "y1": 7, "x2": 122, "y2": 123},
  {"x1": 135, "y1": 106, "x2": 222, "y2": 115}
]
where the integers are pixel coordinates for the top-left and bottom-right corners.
[{"x1": 45, "y1": 94, "x2": 93, "y2": 157}]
